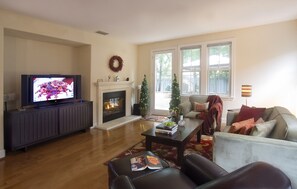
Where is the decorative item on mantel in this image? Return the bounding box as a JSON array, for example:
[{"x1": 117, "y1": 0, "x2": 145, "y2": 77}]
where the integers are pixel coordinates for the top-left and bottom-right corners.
[{"x1": 114, "y1": 75, "x2": 120, "y2": 82}]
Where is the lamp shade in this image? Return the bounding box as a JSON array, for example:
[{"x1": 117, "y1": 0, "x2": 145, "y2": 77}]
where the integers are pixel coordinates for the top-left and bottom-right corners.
[{"x1": 241, "y1": 85, "x2": 252, "y2": 97}]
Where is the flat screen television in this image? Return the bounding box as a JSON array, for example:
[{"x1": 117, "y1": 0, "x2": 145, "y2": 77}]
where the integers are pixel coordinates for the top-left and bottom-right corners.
[{"x1": 21, "y1": 74, "x2": 81, "y2": 107}]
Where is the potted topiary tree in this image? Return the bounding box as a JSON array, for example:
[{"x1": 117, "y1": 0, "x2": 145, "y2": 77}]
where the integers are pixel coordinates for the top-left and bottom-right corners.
[
  {"x1": 169, "y1": 73, "x2": 181, "y2": 122},
  {"x1": 140, "y1": 75, "x2": 149, "y2": 118}
]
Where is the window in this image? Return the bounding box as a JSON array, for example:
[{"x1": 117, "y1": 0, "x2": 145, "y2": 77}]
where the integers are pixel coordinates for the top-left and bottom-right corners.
[
  {"x1": 180, "y1": 46, "x2": 201, "y2": 95},
  {"x1": 151, "y1": 40, "x2": 233, "y2": 114},
  {"x1": 180, "y1": 40, "x2": 233, "y2": 97},
  {"x1": 207, "y1": 43, "x2": 231, "y2": 96}
]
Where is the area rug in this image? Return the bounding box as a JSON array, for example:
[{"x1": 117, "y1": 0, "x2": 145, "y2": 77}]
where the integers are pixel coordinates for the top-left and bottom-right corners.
[{"x1": 105, "y1": 135, "x2": 213, "y2": 168}]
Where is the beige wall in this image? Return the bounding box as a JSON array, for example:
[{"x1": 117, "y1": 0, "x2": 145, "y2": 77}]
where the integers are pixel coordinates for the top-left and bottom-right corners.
[
  {"x1": 76, "y1": 45, "x2": 91, "y2": 100},
  {"x1": 4, "y1": 36, "x2": 81, "y2": 109},
  {"x1": 138, "y1": 20, "x2": 297, "y2": 119},
  {"x1": 0, "y1": 9, "x2": 137, "y2": 157}
]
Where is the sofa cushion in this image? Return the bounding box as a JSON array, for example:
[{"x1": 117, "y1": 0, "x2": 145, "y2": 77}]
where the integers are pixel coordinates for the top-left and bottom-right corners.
[
  {"x1": 284, "y1": 114, "x2": 297, "y2": 142},
  {"x1": 236, "y1": 105, "x2": 266, "y2": 122},
  {"x1": 267, "y1": 106, "x2": 289, "y2": 139},
  {"x1": 222, "y1": 125, "x2": 231, "y2": 132},
  {"x1": 262, "y1": 107, "x2": 274, "y2": 121},
  {"x1": 185, "y1": 111, "x2": 201, "y2": 119},
  {"x1": 194, "y1": 102, "x2": 209, "y2": 112},
  {"x1": 250, "y1": 119, "x2": 276, "y2": 137}
]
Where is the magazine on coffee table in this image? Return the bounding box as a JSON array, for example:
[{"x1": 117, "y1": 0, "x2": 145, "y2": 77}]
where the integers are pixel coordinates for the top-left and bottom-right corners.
[{"x1": 130, "y1": 155, "x2": 163, "y2": 171}]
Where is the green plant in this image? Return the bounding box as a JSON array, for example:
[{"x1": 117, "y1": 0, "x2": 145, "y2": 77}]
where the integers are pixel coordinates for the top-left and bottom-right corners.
[
  {"x1": 140, "y1": 75, "x2": 149, "y2": 117},
  {"x1": 169, "y1": 73, "x2": 181, "y2": 115},
  {"x1": 163, "y1": 121, "x2": 176, "y2": 127}
]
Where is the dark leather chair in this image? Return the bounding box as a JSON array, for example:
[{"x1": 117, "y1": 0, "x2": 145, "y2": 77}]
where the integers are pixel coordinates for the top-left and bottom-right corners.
[{"x1": 110, "y1": 153, "x2": 292, "y2": 189}]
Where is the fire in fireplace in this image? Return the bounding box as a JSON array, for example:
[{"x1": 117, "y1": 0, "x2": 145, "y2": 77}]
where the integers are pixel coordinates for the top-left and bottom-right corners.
[{"x1": 103, "y1": 90, "x2": 126, "y2": 123}]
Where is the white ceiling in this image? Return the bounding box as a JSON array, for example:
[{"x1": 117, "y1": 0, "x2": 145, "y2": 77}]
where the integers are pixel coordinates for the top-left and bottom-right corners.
[{"x1": 0, "y1": 0, "x2": 297, "y2": 44}]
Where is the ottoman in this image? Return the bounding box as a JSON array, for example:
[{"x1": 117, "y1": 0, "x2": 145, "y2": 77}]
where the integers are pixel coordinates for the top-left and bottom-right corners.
[{"x1": 108, "y1": 151, "x2": 169, "y2": 186}]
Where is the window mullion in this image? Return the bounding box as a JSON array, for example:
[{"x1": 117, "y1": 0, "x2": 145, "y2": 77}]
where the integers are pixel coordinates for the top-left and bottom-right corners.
[{"x1": 200, "y1": 44, "x2": 207, "y2": 95}]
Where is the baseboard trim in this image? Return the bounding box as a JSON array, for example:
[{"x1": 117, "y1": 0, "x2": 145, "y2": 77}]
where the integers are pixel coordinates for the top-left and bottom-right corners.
[{"x1": 0, "y1": 149, "x2": 6, "y2": 159}]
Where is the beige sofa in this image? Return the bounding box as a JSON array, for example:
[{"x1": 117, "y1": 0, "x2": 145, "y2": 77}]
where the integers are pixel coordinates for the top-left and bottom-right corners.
[{"x1": 213, "y1": 106, "x2": 297, "y2": 188}]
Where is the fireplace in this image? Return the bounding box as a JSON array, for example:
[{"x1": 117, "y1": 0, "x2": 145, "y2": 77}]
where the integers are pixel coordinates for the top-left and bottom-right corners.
[
  {"x1": 96, "y1": 81, "x2": 141, "y2": 130},
  {"x1": 103, "y1": 91, "x2": 126, "y2": 123}
]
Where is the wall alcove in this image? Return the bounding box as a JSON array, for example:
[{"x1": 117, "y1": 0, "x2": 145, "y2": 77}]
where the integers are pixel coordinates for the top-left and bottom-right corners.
[{"x1": 3, "y1": 28, "x2": 92, "y2": 110}]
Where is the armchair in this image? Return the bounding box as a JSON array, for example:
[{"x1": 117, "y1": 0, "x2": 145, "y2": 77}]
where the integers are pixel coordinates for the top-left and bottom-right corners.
[
  {"x1": 179, "y1": 95, "x2": 223, "y2": 135},
  {"x1": 110, "y1": 154, "x2": 292, "y2": 189}
]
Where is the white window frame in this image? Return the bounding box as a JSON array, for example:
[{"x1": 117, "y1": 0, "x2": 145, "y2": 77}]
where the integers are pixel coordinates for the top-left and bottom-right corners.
[
  {"x1": 180, "y1": 45, "x2": 202, "y2": 95},
  {"x1": 178, "y1": 39, "x2": 235, "y2": 99},
  {"x1": 206, "y1": 41, "x2": 232, "y2": 97}
]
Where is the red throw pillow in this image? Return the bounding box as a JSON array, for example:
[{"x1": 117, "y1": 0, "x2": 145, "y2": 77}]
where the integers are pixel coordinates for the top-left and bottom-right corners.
[{"x1": 236, "y1": 105, "x2": 266, "y2": 122}]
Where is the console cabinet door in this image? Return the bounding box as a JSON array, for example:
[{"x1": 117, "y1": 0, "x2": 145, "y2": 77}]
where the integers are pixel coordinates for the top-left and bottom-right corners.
[
  {"x1": 4, "y1": 101, "x2": 93, "y2": 151},
  {"x1": 5, "y1": 108, "x2": 59, "y2": 150},
  {"x1": 59, "y1": 102, "x2": 93, "y2": 135}
]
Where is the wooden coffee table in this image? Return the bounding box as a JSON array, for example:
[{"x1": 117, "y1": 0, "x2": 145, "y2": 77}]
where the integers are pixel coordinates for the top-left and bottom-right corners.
[{"x1": 141, "y1": 118, "x2": 203, "y2": 165}]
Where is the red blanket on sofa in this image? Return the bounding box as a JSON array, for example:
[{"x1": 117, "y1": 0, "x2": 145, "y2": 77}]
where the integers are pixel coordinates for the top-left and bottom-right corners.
[{"x1": 197, "y1": 95, "x2": 223, "y2": 135}]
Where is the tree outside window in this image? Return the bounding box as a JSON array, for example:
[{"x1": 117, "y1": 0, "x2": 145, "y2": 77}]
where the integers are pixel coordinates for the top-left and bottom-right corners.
[
  {"x1": 181, "y1": 46, "x2": 201, "y2": 95},
  {"x1": 207, "y1": 43, "x2": 231, "y2": 96}
]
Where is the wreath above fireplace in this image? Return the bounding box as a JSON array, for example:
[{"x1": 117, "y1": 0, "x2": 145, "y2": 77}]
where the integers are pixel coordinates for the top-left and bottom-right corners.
[{"x1": 109, "y1": 55, "x2": 123, "y2": 72}]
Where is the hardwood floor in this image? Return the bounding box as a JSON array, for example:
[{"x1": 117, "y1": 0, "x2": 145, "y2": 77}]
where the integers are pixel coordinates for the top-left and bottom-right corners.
[{"x1": 0, "y1": 120, "x2": 155, "y2": 189}]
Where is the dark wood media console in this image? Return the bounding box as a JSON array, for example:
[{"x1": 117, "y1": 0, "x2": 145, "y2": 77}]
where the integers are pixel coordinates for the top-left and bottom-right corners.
[{"x1": 4, "y1": 101, "x2": 93, "y2": 151}]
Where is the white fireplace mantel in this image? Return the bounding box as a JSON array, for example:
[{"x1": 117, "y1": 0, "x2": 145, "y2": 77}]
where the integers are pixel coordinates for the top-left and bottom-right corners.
[
  {"x1": 97, "y1": 81, "x2": 134, "y2": 88},
  {"x1": 95, "y1": 80, "x2": 140, "y2": 130}
]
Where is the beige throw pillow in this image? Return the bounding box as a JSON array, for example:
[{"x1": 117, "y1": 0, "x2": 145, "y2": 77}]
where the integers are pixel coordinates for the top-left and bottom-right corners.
[{"x1": 250, "y1": 119, "x2": 277, "y2": 137}]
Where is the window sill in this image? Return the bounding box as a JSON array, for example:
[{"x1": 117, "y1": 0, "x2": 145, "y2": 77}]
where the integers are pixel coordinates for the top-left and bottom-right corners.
[{"x1": 181, "y1": 95, "x2": 234, "y2": 101}]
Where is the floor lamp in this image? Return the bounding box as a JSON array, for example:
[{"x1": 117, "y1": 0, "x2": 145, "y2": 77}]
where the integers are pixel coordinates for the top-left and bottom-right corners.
[{"x1": 241, "y1": 85, "x2": 252, "y2": 106}]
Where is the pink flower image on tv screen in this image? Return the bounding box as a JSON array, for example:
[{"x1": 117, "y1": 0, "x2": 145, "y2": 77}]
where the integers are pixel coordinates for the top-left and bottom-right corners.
[{"x1": 33, "y1": 77, "x2": 74, "y2": 102}]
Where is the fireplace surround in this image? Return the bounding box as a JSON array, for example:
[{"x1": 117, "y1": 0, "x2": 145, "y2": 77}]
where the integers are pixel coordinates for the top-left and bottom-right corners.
[{"x1": 96, "y1": 80, "x2": 141, "y2": 130}]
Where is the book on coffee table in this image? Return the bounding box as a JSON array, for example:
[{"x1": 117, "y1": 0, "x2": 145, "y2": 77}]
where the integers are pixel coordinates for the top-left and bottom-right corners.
[
  {"x1": 156, "y1": 121, "x2": 178, "y2": 130},
  {"x1": 130, "y1": 155, "x2": 163, "y2": 171},
  {"x1": 155, "y1": 127, "x2": 178, "y2": 135}
]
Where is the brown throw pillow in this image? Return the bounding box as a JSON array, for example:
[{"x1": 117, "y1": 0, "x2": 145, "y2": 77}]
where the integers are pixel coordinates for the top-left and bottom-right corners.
[
  {"x1": 238, "y1": 124, "x2": 255, "y2": 135},
  {"x1": 229, "y1": 118, "x2": 255, "y2": 134},
  {"x1": 236, "y1": 105, "x2": 266, "y2": 122},
  {"x1": 194, "y1": 102, "x2": 209, "y2": 112}
]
